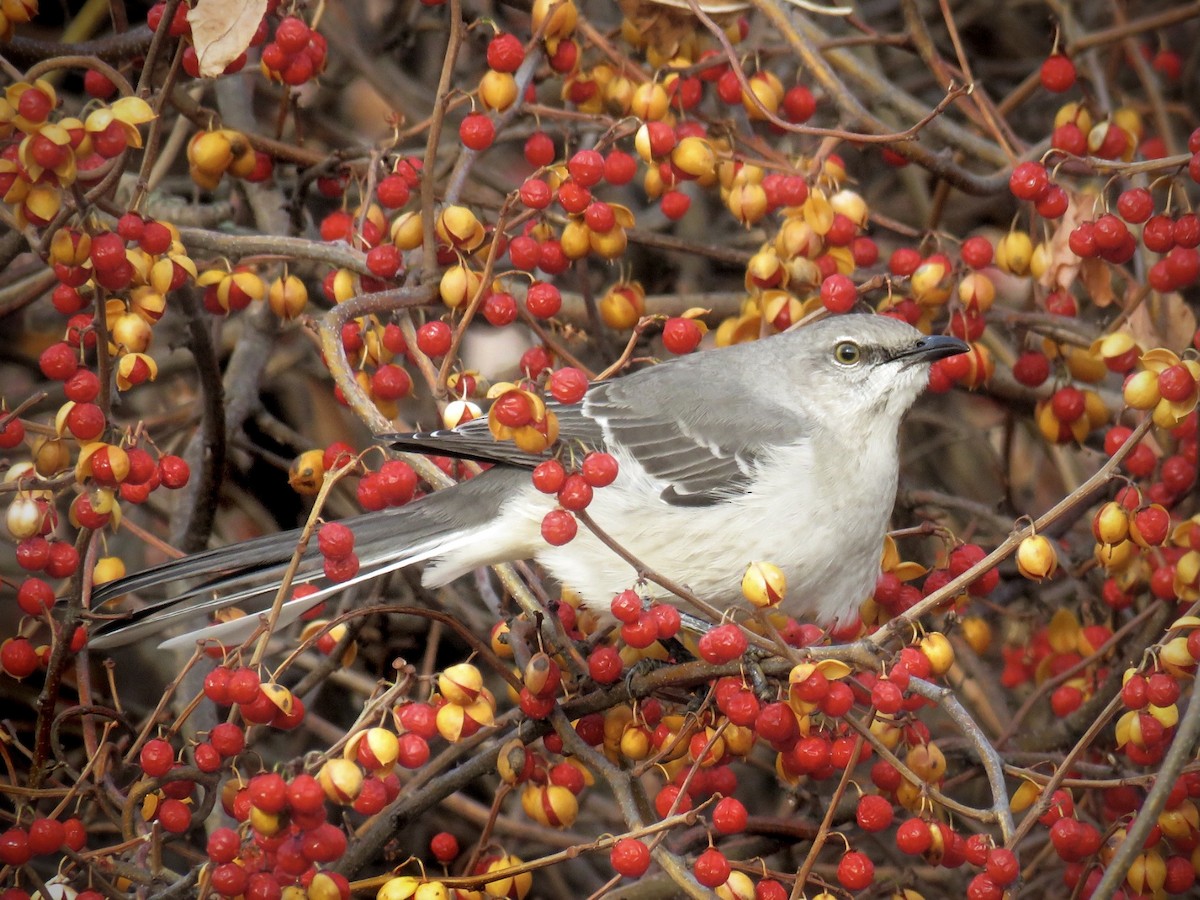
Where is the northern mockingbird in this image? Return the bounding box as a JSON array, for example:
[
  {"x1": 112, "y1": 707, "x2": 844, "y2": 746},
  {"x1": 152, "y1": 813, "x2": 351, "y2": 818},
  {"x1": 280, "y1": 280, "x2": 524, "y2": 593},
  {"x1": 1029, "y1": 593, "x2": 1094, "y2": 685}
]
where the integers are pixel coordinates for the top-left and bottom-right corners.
[{"x1": 88, "y1": 314, "x2": 966, "y2": 649}]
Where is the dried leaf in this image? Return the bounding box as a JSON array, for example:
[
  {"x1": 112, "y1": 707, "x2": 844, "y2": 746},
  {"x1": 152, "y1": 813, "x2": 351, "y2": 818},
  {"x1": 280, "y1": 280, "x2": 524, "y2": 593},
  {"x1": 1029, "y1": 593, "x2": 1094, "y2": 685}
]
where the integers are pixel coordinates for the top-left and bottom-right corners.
[
  {"x1": 190, "y1": 0, "x2": 268, "y2": 78},
  {"x1": 1038, "y1": 187, "x2": 1088, "y2": 292},
  {"x1": 1126, "y1": 293, "x2": 1197, "y2": 354},
  {"x1": 1078, "y1": 257, "x2": 1115, "y2": 308}
]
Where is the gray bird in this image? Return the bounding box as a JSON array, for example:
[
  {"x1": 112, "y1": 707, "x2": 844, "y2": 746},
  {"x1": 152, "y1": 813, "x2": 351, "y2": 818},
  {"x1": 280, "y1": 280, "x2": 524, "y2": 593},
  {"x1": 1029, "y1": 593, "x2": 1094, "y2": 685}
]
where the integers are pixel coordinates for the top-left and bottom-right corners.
[{"x1": 88, "y1": 314, "x2": 966, "y2": 650}]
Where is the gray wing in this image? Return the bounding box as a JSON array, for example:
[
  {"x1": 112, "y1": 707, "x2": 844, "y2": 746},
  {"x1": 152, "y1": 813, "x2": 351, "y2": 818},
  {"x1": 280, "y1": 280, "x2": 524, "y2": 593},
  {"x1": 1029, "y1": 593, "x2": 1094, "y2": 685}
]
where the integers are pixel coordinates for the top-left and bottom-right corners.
[
  {"x1": 386, "y1": 355, "x2": 808, "y2": 507},
  {"x1": 581, "y1": 369, "x2": 805, "y2": 506}
]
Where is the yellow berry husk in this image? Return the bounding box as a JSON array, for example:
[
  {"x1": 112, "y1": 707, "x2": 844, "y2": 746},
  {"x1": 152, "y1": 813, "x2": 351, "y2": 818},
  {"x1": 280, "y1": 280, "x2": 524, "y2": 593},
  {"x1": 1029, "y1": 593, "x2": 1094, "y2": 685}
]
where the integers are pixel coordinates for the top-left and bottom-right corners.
[
  {"x1": 1123, "y1": 369, "x2": 1161, "y2": 409},
  {"x1": 1095, "y1": 539, "x2": 1137, "y2": 573},
  {"x1": 716, "y1": 871, "x2": 756, "y2": 900},
  {"x1": 438, "y1": 662, "x2": 483, "y2": 705},
  {"x1": 479, "y1": 70, "x2": 518, "y2": 111},
  {"x1": 670, "y1": 136, "x2": 716, "y2": 180},
  {"x1": 905, "y1": 741, "x2": 947, "y2": 781},
  {"x1": 559, "y1": 219, "x2": 591, "y2": 260},
  {"x1": 1016, "y1": 534, "x2": 1058, "y2": 580},
  {"x1": 347, "y1": 726, "x2": 400, "y2": 771},
  {"x1": 111, "y1": 312, "x2": 152, "y2": 354},
  {"x1": 318, "y1": 757, "x2": 363, "y2": 804},
  {"x1": 960, "y1": 616, "x2": 992, "y2": 654},
  {"x1": 910, "y1": 260, "x2": 951, "y2": 305},
  {"x1": 187, "y1": 129, "x2": 234, "y2": 176},
  {"x1": 829, "y1": 189, "x2": 868, "y2": 226},
  {"x1": 520, "y1": 782, "x2": 578, "y2": 827},
  {"x1": 630, "y1": 81, "x2": 670, "y2": 120},
  {"x1": 727, "y1": 183, "x2": 768, "y2": 226},
  {"x1": 268, "y1": 274, "x2": 308, "y2": 319},
  {"x1": 957, "y1": 272, "x2": 995, "y2": 311},
  {"x1": 531, "y1": 0, "x2": 577, "y2": 42},
  {"x1": 741, "y1": 561, "x2": 786, "y2": 607},
  {"x1": 496, "y1": 738, "x2": 529, "y2": 784},
  {"x1": 436, "y1": 206, "x2": 485, "y2": 252},
  {"x1": 93, "y1": 555, "x2": 126, "y2": 585},
  {"x1": 288, "y1": 449, "x2": 326, "y2": 495},
  {"x1": 919, "y1": 632, "x2": 955, "y2": 676},
  {"x1": 438, "y1": 264, "x2": 483, "y2": 309},
  {"x1": 741, "y1": 73, "x2": 782, "y2": 120},
  {"x1": 1125, "y1": 850, "x2": 1166, "y2": 895},
  {"x1": 995, "y1": 231, "x2": 1033, "y2": 275},
  {"x1": 1092, "y1": 501, "x2": 1130, "y2": 545},
  {"x1": 32, "y1": 437, "x2": 71, "y2": 476},
  {"x1": 481, "y1": 853, "x2": 532, "y2": 899}
]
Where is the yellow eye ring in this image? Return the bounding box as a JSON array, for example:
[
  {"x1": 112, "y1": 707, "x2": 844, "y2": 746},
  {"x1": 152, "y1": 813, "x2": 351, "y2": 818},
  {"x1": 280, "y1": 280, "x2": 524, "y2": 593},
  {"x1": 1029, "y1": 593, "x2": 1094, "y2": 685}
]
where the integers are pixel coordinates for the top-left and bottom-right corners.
[{"x1": 834, "y1": 341, "x2": 861, "y2": 365}]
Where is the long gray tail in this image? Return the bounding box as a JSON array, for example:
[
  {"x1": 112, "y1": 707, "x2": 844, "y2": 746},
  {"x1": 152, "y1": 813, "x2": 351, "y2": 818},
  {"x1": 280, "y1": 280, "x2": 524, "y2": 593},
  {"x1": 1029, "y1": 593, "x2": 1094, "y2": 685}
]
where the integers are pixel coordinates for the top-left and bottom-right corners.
[{"x1": 86, "y1": 468, "x2": 518, "y2": 650}]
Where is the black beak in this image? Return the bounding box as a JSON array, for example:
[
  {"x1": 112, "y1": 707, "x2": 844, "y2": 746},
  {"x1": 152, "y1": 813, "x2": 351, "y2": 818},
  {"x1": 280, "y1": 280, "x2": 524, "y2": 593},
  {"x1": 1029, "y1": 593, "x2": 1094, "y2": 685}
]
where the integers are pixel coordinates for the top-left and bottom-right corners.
[{"x1": 895, "y1": 333, "x2": 970, "y2": 366}]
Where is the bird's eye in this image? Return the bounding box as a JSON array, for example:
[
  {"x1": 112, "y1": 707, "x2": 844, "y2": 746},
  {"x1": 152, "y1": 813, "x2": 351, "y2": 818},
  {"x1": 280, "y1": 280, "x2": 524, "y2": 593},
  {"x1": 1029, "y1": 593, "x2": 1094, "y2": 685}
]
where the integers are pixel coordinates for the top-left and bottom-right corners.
[{"x1": 833, "y1": 341, "x2": 861, "y2": 365}]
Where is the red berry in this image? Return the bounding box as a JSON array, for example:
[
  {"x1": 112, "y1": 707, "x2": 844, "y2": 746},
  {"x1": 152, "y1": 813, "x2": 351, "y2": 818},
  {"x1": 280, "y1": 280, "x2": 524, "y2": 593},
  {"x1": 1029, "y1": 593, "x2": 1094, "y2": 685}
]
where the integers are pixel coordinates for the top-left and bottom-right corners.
[
  {"x1": 895, "y1": 817, "x2": 933, "y2": 855},
  {"x1": 483, "y1": 291, "x2": 518, "y2": 326},
  {"x1": 837, "y1": 850, "x2": 874, "y2": 890},
  {"x1": 567, "y1": 149, "x2": 605, "y2": 187},
  {"x1": 140, "y1": 738, "x2": 174, "y2": 777},
  {"x1": 1012, "y1": 351, "x2": 1050, "y2": 387},
  {"x1": 556, "y1": 473, "x2": 593, "y2": 512},
  {"x1": 486, "y1": 33, "x2": 524, "y2": 72},
  {"x1": 526, "y1": 281, "x2": 562, "y2": 318},
  {"x1": 611, "y1": 837, "x2": 651, "y2": 877},
  {"x1": 540, "y1": 509, "x2": 577, "y2": 545},
  {"x1": 377, "y1": 174, "x2": 411, "y2": 208},
  {"x1": 1009, "y1": 161, "x2": 1050, "y2": 201},
  {"x1": 819, "y1": 273, "x2": 857, "y2": 313},
  {"x1": 697, "y1": 623, "x2": 747, "y2": 664},
  {"x1": 581, "y1": 451, "x2": 618, "y2": 487},
  {"x1": 17, "y1": 87, "x2": 53, "y2": 123},
  {"x1": 459, "y1": 113, "x2": 495, "y2": 151},
  {"x1": 365, "y1": 244, "x2": 401, "y2": 278},
  {"x1": 416, "y1": 320, "x2": 452, "y2": 357},
  {"x1": 662, "y1": 317, "x2": 702, "y2": 354},
  {"x1": 856, "y1": 793, "x2": 894, "y2": 832},
  {"x1": 532, "y1": 460, "x2": 566, "y2": 493},
  {"x1": 548, "y1": 366, "x2": 588, "y2": 403},
  {"x1": 1117, "y1": 187, "x2": 1154, "y2": 223},
  {"x1": 519, "y1": 177, "x2": 552, "y2": 209},
  {"x1": 1040, "y1": 55, "x2": 1076, "y2": 92},
  {"x1": 604, "y1": 150, "x2": 637, "y2": 185},
  {"x1": 711, "y1": 796, "x2": 748, "y2": 834},
  {"x1": 430, "y1": 831, "x2": 459, "y2": 863},
  {"x1": 588, "y1": 645, "x2": 623, "y2": 683},
  {"x1": 693, "y1": 847, "x2": 730, "y2": 888},
  {"x1": 524, "y1": 131, "x2": 555, "y2": 167},
  {"x1": 159, "y1": 455, "x2": 190, "y2": 489}
]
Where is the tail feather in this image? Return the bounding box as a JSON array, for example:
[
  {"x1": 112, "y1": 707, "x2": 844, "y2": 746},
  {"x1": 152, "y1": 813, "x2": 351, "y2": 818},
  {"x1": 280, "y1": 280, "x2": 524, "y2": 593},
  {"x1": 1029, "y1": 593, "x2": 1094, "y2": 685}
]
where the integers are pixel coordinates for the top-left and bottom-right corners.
[{"x1": 87, "y1": 468, "x2": 520, "y2": 650}]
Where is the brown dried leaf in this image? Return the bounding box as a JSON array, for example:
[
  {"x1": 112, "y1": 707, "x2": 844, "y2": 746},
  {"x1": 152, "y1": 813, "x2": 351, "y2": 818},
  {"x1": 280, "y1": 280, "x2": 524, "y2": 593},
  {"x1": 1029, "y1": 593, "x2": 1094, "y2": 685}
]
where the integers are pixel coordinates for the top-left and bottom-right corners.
[
  {"x1": 189, "y1": 0, "x2": 268, "y2": 78},
  {"x1": 1125, "y1": 293, "x2": 1197, "y2": 354},
  {"x1": 1078, "y1": 257, "x2": 1115, "y2": 308},
  {"x1": 1038, "y1": 187, "x2": 1089, "y2": 292}
]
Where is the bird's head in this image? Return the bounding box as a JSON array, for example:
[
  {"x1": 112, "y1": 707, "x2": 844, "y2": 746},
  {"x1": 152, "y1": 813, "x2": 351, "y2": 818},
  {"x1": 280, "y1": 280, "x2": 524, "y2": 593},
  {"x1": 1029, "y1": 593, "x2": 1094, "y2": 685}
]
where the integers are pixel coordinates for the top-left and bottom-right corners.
[{"x1": 781, "y1": 315, "x2": 968, "y2": 428}]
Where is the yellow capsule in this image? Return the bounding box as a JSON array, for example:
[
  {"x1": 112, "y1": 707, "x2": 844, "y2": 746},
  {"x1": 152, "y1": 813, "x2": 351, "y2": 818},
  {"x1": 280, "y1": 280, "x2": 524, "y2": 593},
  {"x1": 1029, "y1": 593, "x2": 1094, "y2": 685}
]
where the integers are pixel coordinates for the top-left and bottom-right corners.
[
  {"x1": 287, "y1": 449, "x2": 326, "y2": 495},
  {"x1": 1016, "y1": 534, "x2": 1058, "y2": 580},
  {"x1": 960, "y1": 616, "x2": 992, "y2": 655},
  {"x1": 318, "y1": 757, "x2": 363, "y2": 804},
  {"x1": 670, "y1": 136, "x2": 716, "y2": 180},
  {"x1": 905, "y1": 741, "x2": 947, "y2": 781},
  {"x1": 919, "y1": 632, "x2": 955, "y2": 676},
  {"x1": 268, "y1": 274, "x2": 307, "y2": 319},
  {"x1": 995, "y1": 231, "x2": 1033, "y2": 275},
  {"x1": 742, "y1": 561, "x2": 786, "y2": 607},
  {"x1": 438, "y1": 662, "x2": 483, "y2": 704},
  {"x1": 479, "y1": 70, "x2": 518, "y2": 112},
  {"x1": 1092, "y1": 501, "x2": 1130, "y2": 545}
]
